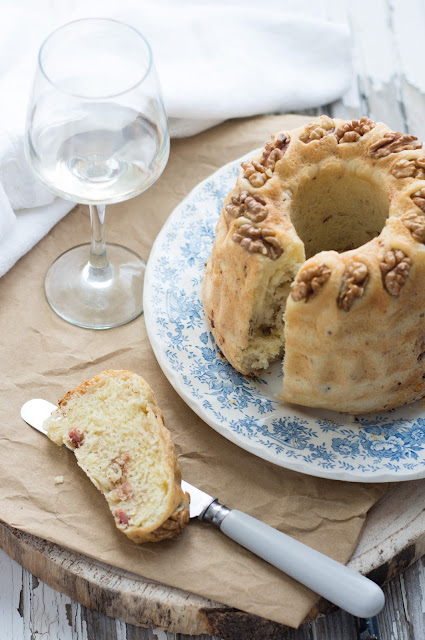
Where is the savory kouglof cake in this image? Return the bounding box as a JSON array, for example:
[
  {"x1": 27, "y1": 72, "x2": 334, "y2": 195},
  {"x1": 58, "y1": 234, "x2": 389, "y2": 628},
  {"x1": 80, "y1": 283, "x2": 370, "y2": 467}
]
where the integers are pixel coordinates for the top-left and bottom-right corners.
[{"x1": 203, "y1": 116, "x2": 425, "y2": 413}]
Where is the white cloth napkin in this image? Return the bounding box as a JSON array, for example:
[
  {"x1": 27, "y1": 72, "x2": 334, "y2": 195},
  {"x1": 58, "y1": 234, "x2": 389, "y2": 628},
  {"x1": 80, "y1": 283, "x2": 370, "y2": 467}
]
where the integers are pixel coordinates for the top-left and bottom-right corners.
[{"x1": 0, "y1": 0, "x2": 352, "y2": 277}]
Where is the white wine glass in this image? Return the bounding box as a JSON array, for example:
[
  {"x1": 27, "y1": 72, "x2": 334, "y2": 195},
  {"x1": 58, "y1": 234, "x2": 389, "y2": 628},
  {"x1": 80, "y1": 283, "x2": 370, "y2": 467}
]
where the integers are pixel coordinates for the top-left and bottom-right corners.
[{"x1": 25, "y1": 18, "x2": 170, "y2": 329}]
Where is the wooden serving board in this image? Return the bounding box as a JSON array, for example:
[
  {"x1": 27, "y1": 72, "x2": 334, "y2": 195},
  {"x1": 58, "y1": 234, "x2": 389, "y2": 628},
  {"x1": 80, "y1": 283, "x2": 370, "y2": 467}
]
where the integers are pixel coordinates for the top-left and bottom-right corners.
[{"x1": 1, "y1": 479, "x2": 424, "y2": 640}]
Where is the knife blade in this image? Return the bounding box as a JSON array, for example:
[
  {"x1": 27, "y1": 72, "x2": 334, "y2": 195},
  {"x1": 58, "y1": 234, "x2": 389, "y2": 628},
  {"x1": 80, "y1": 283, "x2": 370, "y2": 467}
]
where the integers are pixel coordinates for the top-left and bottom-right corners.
[{"x1": 21, "y1": 398, "x2": 385, "y2": 618}]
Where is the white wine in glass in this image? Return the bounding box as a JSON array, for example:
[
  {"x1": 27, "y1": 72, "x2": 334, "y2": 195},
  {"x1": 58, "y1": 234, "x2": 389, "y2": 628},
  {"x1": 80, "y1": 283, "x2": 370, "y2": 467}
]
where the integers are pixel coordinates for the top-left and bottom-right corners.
[{"x1": 25, "y1": 18, "x2": 170, "y2": 329}]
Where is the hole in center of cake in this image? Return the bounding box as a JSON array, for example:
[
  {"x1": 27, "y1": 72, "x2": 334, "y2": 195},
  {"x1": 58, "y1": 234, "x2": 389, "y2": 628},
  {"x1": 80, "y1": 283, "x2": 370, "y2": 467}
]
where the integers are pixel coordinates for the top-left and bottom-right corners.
[{"x1": 288, "y1": 165, "x2": 389, "y2": 259}]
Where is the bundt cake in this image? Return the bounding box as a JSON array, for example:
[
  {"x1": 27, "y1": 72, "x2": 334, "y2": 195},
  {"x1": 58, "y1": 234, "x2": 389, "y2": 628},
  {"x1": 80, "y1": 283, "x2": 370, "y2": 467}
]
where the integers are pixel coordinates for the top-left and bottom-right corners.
[
  {"x1": 202, "y1": 116, "x2": 425, "y2": 414},
  {"x1": 45, "y1": 370, "x2": 190, "y2": 543}
]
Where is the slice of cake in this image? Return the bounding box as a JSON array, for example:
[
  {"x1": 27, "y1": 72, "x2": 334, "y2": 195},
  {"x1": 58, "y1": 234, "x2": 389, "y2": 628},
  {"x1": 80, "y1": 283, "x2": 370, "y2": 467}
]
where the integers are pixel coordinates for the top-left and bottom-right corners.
[{"x1": 45, "y1": 370, "x2": 190, "y2": 543}]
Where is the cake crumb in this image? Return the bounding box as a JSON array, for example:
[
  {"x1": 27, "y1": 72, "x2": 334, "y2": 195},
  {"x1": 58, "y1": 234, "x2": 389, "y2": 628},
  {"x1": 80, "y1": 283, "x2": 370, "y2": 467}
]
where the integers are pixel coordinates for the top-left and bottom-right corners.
[{"x1": 54, "y1": 475, "x2": 64, "y2": 485}]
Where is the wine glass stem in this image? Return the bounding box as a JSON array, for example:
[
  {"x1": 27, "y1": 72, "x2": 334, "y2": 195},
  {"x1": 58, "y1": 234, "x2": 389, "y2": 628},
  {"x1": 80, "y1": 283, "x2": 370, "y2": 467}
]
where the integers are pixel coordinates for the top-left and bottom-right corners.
[{"x1": 89, "y1": 204, "x2": 109, "y2": 269}]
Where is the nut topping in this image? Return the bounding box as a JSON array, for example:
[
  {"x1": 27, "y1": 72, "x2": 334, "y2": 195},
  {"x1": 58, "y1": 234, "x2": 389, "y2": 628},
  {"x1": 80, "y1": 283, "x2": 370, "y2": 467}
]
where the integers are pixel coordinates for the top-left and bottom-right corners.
[
  {"x1": 232, "y1": 223, "x2": 283, "y2": 259},
  {"x1": 242, "y1": 133, "x2": 290, "y2": 187},
  {"x1": 225, "y1": 191, "x2": 268, "y2": 223},
  {"x1": 403, "y1": 212, "x2": 425, "y2": 243},
  {"x1": 391, "y1": 156, "x2": 425, "y2": 179},
  {"x1": 369, "y1": 132, "x2": 422, "y2": 158},
  {"x1": 380, "y1": 249, "x2": 412, "y2": 296},
  {"x1": 335, "y1": 117, "x2": 376, "y2": 144},
  {"x1": 291, "y1": 264, "x2": 331, "y2": 302},
  {"x1": 241, "y1": 161, "x2": 272, "y2": 188},
  {"x1": 337, "y1": 262, "x2": 369, "y2": 311},
  {"x1": 411, "y1": 188, "x2": 425, "y2": 212},
  {"x1": 299, "y1": 116, "x2": 335, "y2": 144}
]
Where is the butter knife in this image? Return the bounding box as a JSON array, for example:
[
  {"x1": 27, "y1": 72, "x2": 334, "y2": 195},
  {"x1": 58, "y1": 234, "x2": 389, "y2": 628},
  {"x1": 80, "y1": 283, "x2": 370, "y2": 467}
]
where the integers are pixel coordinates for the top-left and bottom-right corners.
[{"x1": 21, "y1": 398, "x2": 385, "y2": 619}]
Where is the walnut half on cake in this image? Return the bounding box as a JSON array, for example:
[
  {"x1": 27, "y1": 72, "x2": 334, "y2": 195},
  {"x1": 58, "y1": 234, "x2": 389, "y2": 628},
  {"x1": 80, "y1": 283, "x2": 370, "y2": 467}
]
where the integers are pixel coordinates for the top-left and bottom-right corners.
[
  {"x1": 45, "y1": 370, "x2": 190, "y2": 543},
  {"x1": 203, "y1": 116, "x2": 425, "y2": 414}
]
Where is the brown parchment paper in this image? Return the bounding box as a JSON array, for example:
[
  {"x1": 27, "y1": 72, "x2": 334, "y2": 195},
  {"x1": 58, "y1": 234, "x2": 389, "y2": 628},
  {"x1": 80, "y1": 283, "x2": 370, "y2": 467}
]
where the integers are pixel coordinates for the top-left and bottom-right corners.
[{"x1": 0, "y1": 114, "x2": 389, "y2": 629}]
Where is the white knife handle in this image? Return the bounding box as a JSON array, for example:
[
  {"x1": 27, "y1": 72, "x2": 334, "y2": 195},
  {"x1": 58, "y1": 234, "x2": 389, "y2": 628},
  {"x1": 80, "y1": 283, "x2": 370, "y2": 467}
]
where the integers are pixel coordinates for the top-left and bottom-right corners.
[{"x1": 218, "y1": 509, "x2": 385, "y2": 619}]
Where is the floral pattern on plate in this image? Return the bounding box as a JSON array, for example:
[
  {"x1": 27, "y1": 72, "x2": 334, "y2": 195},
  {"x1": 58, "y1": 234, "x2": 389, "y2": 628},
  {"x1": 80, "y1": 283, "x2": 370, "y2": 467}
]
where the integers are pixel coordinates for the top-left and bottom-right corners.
[{"x1": 144, "y1": 155, "x2": 425, "y2": 482}]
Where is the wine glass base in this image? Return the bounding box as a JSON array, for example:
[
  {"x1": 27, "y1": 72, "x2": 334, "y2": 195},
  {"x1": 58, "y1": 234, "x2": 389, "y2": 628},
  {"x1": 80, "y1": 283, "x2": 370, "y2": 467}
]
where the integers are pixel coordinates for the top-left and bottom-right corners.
[{"x1": 45, "y1": 243, "x2": 146, "y2": 329}]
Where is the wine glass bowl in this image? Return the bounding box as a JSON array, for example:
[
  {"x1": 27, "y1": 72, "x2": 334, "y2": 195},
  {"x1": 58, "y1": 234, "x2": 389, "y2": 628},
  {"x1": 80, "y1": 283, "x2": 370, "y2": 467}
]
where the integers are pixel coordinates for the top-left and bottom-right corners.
[{"x1": 25, "y1": 18, "x2": 170, "y2": 328}]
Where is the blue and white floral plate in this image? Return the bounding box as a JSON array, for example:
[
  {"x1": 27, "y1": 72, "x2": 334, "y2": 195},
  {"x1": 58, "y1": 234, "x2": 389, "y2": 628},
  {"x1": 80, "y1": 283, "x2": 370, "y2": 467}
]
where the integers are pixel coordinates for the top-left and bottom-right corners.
[{"x1": 144, "y1": 154, "x2": 425, "y2": 483}]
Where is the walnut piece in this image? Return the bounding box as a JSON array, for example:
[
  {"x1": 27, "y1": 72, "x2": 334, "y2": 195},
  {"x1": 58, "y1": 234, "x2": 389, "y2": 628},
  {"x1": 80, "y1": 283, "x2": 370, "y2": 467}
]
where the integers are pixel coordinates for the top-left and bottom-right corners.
[
  {"x1": 335, "y1": 117, "x2": 376, "y2": 144},
  {"x1": 380, "y1": 249, "x2": 412, "y2": 296},
  {"x1": 391, "y1": 156, "x2": 425, "y2": 179},
  {"x1": 411, "y1": 188, "x2": 425, "y2": 212},
  {"x1": 225, "y1": 191, "x2": 268, "y2": 223},
  {"x1": 232, "y1": 223, "x2": 283, "y2": 259},
  {"x1": 369, "y1": 132, "x2": 422, "y2": 158},
  {"x1": 299, "y1": 116, "x2": 335, "y2": 144},
  {"x1": 403, "y1": 212, "x2": 425, "y2": 243},
  {"x1": 242, "y1": 133, "x2": 290, "y2": 187},
  {"x1": 337, "y1": 262, "x2": 369, "y2": 311},
  {"x1": 291, "y1": 264, "x2": 331, "y2": 302},
  {"x1": 241, "y1": 161, "x2": 271, "y2": 188}
]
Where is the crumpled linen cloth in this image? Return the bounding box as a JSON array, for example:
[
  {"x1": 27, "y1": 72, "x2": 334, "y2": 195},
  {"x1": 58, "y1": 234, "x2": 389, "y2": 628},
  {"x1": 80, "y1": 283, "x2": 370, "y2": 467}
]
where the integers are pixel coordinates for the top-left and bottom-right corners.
[{"x1": 0, "y1": 0, "x2": 352, "y2": 277}]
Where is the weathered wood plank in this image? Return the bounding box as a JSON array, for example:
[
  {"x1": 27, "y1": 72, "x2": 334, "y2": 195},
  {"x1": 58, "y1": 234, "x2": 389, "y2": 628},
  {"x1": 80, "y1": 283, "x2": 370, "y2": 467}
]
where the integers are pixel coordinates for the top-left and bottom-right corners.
[
  {"x1": 376, "y1": 576, "x2": 412, "y2": 640},
  {"x1": 385, "y1": 557, "x2": 425, "y2": 639},
  {"x1": 314, "y1": 610, "x2": 360, "y2": 640},
  {"x1": 0, "y1": 550, "x2": 25, "y2": 640},
  {"x1": 349, "y1": 480, "x2": 425, "y2": 586},
  {"x1": 11, "y1": 544, "x2": 425, "y2": 640},
  {"x1": 347, "y1": 0, "x2": 406, "y2": 131},
  {"x1": 323, "y1": 0, "x2": 363, "y2": 121},
  {"x1": 389, "y1": 0, "x2": 425, "y2": 141},
  {"x1": 125, "y1": 626, "x2": 156, "y2": 640},
  {"x1": 325, "y1": 0, "x2": 425, "y2": 142},
  {"x1": 78, "y1": 606, "x2": 119, "y2": 640}
]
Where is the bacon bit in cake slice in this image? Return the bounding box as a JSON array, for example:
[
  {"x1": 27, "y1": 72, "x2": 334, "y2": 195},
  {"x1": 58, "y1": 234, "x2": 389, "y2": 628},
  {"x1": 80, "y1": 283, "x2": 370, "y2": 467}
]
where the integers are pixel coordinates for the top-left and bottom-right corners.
[
  {"x1": 114, "y1": 453, "x2": 130, "y2": 468},
  {"x1": 116, "y1": 481, "x2": 134, "y2": 501},
  {"x1": 107, "y1": 453, "x2": 132, "y2": 485},
  {"x1": 68, "y1": 427, "x2": 84, "y2": 448},
  {"x1": 115, "y1": 508, "x2": 130, "y2": 527}
]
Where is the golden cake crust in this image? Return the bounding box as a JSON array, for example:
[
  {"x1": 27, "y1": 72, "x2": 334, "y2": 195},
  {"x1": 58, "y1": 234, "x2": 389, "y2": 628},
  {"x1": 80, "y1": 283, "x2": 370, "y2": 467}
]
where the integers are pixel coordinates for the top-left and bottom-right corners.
[{"x1": 203, "y1": 116, "x2": 425, "y2": 413}]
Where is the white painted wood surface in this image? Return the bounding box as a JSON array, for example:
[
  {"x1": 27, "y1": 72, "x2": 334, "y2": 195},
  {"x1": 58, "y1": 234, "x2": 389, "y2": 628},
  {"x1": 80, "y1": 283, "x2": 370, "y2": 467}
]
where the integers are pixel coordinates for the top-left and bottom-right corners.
[
  {"x1": 2, "y1": 0, "x2": 425, "y2": 638},
  {"x1": 2, "y1": 545, "x2": 425, "y2": 639}
]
